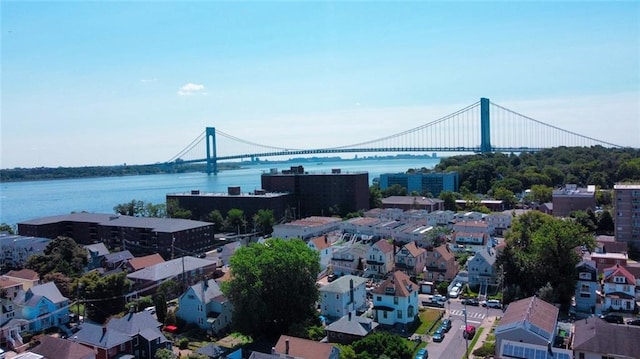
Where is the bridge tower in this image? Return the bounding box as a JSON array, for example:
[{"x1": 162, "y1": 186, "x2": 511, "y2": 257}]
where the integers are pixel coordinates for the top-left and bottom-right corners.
[
  {"x1": 480, "y1": 97, "x2": 492, "y2": 153},
  {"x1": 206, "y1": 127, "x2": 217, "y2": 175}
]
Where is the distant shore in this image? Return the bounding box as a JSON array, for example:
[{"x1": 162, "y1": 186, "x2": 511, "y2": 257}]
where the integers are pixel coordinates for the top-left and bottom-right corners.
[{"x1": 0, "y1": 154, "x2": 438, "y2": 183}]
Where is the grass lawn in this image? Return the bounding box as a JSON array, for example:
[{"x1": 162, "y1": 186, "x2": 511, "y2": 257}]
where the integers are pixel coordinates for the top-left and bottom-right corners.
[{"x1": 415, "y1": 308, "x2": 443, "y2": 335}]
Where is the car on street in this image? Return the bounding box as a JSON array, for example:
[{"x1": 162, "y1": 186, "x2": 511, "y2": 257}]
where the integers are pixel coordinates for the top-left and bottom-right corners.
[
  {"x1": 600, "y1": 314, "x2": 624, "y2": 324},
  {"x1": 414, "y1": 348, "x2": 428, "y2": 359},
  {"x1": 482, "y1": 299, "x2": 502, "y2": 309},
  {"x1": 626, "y1": 318, "x2": 640, "y2": 326},
  {"x1": 463, "y1": 325, "x2": 476, "y2": 339},
  {"x1": 440, "y1": 319, "x2": 452, "y2": 332},
  {"x1": 461, "y1": 298, "x2": 479, "y2": 306},
  {"x1": 449, "y1": 286, "x2": 461, "y2": 298},
  {"x1": 432, "y1": 328, "x2": 445, "y2": 342}
]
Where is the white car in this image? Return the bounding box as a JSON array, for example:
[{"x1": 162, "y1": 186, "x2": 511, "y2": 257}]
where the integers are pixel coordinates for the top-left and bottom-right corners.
[
  {"x1": 449, "y1": 287, "x2": 461, "y2": 298},
  {"x1": 482, "y1": 299, "x2": 502, "y2": 309}
]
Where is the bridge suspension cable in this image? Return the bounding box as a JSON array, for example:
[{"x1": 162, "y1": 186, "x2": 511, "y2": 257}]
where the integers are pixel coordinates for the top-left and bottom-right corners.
[
  {"x1": 215, "y1": 129, "x2": 302, "y2": 152},
  {"x1": 166, "y1": 130, "x2": 205, "y2": 162}
]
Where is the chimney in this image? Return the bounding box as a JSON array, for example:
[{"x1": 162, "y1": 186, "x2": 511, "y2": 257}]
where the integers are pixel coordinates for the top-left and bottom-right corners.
[
  {"x1": 350, "y1": 279, "x2": 354, "y2": 304},
  {"x1": 271, "y1": 347, "x2": 276, "y2": 355},
  {"x1": 285, "y1": 339, "x2": 290, "y2": 355}
]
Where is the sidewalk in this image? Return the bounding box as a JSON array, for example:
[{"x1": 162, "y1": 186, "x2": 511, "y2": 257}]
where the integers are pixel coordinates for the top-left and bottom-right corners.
[{"x1": 468, "y1": 315, "x2": 497, "y2": 358}]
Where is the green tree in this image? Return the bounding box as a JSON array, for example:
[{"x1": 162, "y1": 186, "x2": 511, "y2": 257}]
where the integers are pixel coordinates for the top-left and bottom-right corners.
[
  {"x1": 26, "y1": 237, "x2": 88, "y2": 278},
  {"x1": 351, "y1": 332, "x2": 412, "y2": 359},
  {"x1": 77, "y1": 271, "x2": 132, "y2": 323},
  {"x1": 369, "y1": 185, "x2": 382, "y2": 208},
  {"x1": 114, "y1": 199, "x2": 144, "y2": 216},
  {"x1": 439, "y1": 191, "x2": 458, "y2": 211},
  {"x1": 253, "y1": 209, "x2": 275, "y2": 235},
  {"x1": 144, "y1": 202, "x2": 167, "y2": 218},
  {"x1": 222, "y1": 238, "x2": 320, "y2": 337},
  {"x1": 0, "y1": 223, "x2": 15, "y2": 234},
  {"x1": 43, "y1": 272, "x2": 74, "y2": 298},
  {"x1": 225, "y1": 208, "x2": 247, "y2": 234},
  {"x1": 493, "y1": 187, "x2": 517, "y2": 209},
  {"x1": 167, "y1": 198, "x2": 192, "y2": 219},
  {"x1": 206, "y1": 210, "x2": 225, "y2": 232},
  {"x1": 153, "y1": 291, "x2": 168, "y2": 324},
  {"x1": 381, "y1": 184, "x2": 407, "y2": 198},
  {"x1": 529, "y1": 184, "x2": 552, "y2": 204},
  {"x1": 154, "y1": 348, "x2": 177, "y2": 359},
  {"x1": 597, "y1": 210, "x2": 614, "y2": 234}
]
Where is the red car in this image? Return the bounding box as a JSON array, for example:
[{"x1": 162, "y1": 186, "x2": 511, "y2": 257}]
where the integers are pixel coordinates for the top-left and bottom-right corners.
[{"x1": 463, "y1": 325, "x2": 476, "y2": 339}]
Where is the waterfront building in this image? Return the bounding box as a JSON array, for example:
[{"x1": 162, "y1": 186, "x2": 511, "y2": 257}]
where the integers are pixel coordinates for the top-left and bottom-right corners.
[
  {"x1": 18, "y1": 213, "x2": 215, "y2": 259},
  {"x1": 166, "y1": 188, "x2": 293, "y2": 224},
  {"x1": 614, "y1": 183, "x2": 640, "y2": 244},
  {"x1": 261, "y1": 166, "x2": 369, "y2": 218},
  {"x1": 379, "y1": 172, "x2": 459, "y2": 197}
]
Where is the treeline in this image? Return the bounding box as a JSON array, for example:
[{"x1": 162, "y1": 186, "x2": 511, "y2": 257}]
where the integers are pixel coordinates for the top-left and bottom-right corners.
[
  {"x1": 0, "y1": 162, "x2": 241, "y2": 182},
  {"x1": 433, "y1": 146, "x2": 640, "y2": 194}
]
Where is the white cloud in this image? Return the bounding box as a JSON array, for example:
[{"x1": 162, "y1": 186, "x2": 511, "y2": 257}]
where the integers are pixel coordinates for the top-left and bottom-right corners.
[{"x1": 177, "y1": 83, "x2": 206, "y2": 96}]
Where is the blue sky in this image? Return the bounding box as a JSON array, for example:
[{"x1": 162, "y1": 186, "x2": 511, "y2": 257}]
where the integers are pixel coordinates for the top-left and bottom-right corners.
[{"x1": 1, "y1": 1, "x2": 639, "y2": 168}]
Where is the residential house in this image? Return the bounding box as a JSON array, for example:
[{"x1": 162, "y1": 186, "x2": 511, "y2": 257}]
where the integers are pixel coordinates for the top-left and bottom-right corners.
[
  {"x1": 364, "y1": 239, "x2": 394, "y2": 278},
  {"x1": 495, "y1": 296, "x2": 560, "y2": 359},
  {"x1": 272, "y1": 217, "x2": 342, "y2": 241},
  {"x1": 16, "y1": 282, "x2": 69, "y2": 333},
  {"x1": 453, "y1": 220, "x2": 492, "y2": 236},
  {"x1": 425, "y1": 210, "x2": 455, "y2": 227},
  {"x1": 452, "y1": 231, "x2": 489, "y2": 246},
  {"x1": 126, "y1": 253, "x2": 165, "y2": 272},
  {"x1": 341, "y1": 217, "x2": 380, "y2": 237},
  {"x1": 273, "y1": 335, "x2": 340, "y2": 359},
  {"x1": 106, "y1": 310, "x2": 171, "y2": 359},
  {"x1": 126, "y1": 256, "x2": 217, "y2": 296},
  {"x1": 395, "y1": 242, "x2": 426, "y2": 276},
  {"x1": 3, "y1": 269, "x2": 40, "y2": 291},
  {"x1": 539, "y1": 202, "x2": 553, "y2": 215},
  {"x1": 195, "y1": 343, "x2": 229, "y2": 358},
  {"x1": 467, "y1": 247, "x2": 498, "y2": 292},
  {"x1": 0, "y1": 277, "x2": 23, "y2": 300},
  {"x1": 30, "y1": 335, "x2": 97, "y2": 359},
  {"x1": 423, "y1": 245, "x2": 457, "y2": 283},
  {"x1": 0, "y1": 234, "x2": 50, "y2": 269},
  {"x1": 319, "y1": 275, "x2": 368, "y2": 320},
  {"x1": 101, "y1": 250, "x2": 134, "y2": 270},
  {"x1": 325, "y1": 312, "x2": 378, "y2": 345},
  {"x1": 329, "y1": 243, "x2": 368, "y2": 276},
  {"x1": 219, "y1": 241, "x2": 242, "y2": 267},
  {"x1": 177, "y1": 279, "x2": 233, "y2": 335},
  {"x1": 486, "y1": 212, "x2": 512, "y2": 235},
  {"x1": 85, "y1": 243, "x2": 110, "y2": 271},
  {"x1": 371, "y1": 270, "x2": 419, "y2": 331},
  {"x1": 601, "y1": 264, "x2": 636, "y2": 312},
  {"x1": 574, "y1": 260, "x2": 598, "y2": 314},
  {"x1": 0, "y1": 299, "x2": 28, "y2": 351},
  {"x1": 307, "y1": 236, "x2": 334, "y2": 271},
  {"x1": 72, "y1": 322, "x2": 133, "y2": 359},
  {"x1": 572, "y1": 317, "x2": 640, "y2": 359}
]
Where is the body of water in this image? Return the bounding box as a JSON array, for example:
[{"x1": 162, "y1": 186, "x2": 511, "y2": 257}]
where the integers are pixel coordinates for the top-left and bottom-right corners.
[{"x1": 0, "y1": 158, "x2": 440, "y2": 226}]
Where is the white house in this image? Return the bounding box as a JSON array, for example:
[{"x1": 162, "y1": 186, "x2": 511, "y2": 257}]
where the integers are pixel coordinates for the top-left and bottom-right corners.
[
  {"x1": 601, "y1": 264, "x2": 636, "y2": 312},
  {"x1": 371, "y1": 270, "x2": 419, "y2": 331},
  {"x1": 307, "y1": 236, "x2": 335, "y2": 271},
  {"x1": 319, "y1": 275, "x2": 368, "y2": 319}
]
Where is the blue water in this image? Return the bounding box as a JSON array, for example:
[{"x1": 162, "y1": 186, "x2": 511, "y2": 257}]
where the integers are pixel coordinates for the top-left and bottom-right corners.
[{"x1": 0, "y1": 158, "x2": 439, "y2": 226}]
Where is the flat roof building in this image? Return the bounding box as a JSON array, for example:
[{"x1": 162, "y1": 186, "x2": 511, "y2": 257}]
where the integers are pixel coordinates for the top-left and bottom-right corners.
[
  {"x1": 552, "y1": 184, "x2": 596, "y2": 217},
  {"x1": 261, "y1": 166, "x2": 369, "y2": 218},
  {"x1": 614, "y1": 183, "x2": 640, "y2": 244},
  {"x1": 379, "y1": 172, "x2": 458, "y2": 197}
]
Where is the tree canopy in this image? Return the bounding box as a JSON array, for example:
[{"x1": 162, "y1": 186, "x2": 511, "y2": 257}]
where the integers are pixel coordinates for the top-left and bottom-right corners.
[
  {"x1": 350, "y1": 332, "x2": 413, "y2": 359},
  {"x1": 222, "y1": 238, "x2": 321, "y2": 337},
  {"x1": 26, "y1": 236, "x2": 88, "y2": 278},
  {"x1": 497, "y1": 211, "x2": 595, "y2": 309},
  {"x1": 76, "y1": 271, "x2": 132, "y2": 323}
]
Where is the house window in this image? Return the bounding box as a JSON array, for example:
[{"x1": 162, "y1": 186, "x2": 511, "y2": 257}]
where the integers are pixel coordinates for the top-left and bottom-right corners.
[
  {"x1": 579, "y1": 272, "x2": 591, "y2": 280},
  {"x1": 383, "y1": 311, "x2": 387, "y2": 319},
  {"x1": 394, "y1": 296, "x2": 398, "y2": 304},
  {"x1": 336, "y1": 294, "x2": 340, "y2": 299},
  {"x1": 377, "y1": 296, "x2": 382, "y2": 302},
  {"x1": 134, "y1": 337, "x2": 139, "y2": 346},
  {"x1": 120, "y1": 343, "x2": 126, "y2": 351},
  {"x1": 397, "y1": 310, "x2": 402, "y2": 319}
]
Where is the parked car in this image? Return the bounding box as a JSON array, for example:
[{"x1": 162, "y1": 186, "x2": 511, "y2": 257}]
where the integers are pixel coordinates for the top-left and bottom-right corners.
[
  {"x1": 626, "y1": 318, "x2": 640, "y2": 326},
  {"x1": 449, "y1": 286, "x2": 461, "y2": 298},
  {"x1": 432, "y1": 327, "x2": 445, "y2": 342},
  {"x1": 440, "y1": 319, "x2": 452, "y2": 332},
  {"x1": 461, "y1": 298, "x2": 479, "y2": 306},
  {"x1": 600, "y1": 314, "x2": 624, "y2": 324},
  {"x1": 482, "y1": 299, "x2": 502, "y2": 309},
  {"x1": 463, "y1": 325, "x2": 476, "y2": 339},
  {"x1": 414, "y1": 348, "x2": 428, "y2": 359}
]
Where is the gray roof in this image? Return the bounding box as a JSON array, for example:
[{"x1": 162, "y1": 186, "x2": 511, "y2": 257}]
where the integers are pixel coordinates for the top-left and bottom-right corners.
[
  {"x1": 573, "y1": 318, "x2": 640, "y2": 358},
  {"x1": 73, "y1": 322, "x2": 132, "y2": 348},
  {"x1": 103, "y1": 250, "x2": 134, "y2": 264},
  {"x1": 196, "y1": 343, "x2": 226, "y2": 357},
  {"x1": 20, "y1": 212, "x2": 213, "y2": 233},
  {"x1": 127, "y1": 256, "x2": 216, "y2": 282},
  {"x1": 475, "y1": 248, "x2": 497, "y2": 266},
  {"x1": 85, "y1": 243, "x2": 110, "y2": 256},
  {"x1": 26, "y1": 282, "x2": 68, "y2": 305},
  {"x1": 107, "y1": 310, "x2": 163, "y2": 337},
  {"x1": 320, "y1": 275, "x2": 368, "y2": 294},
  {"x1": 325, "y1": 313, "x2": 378, "y2": 336},
  {"x1": 182, "y1": 279, "x2": 226, "y2": 304}
]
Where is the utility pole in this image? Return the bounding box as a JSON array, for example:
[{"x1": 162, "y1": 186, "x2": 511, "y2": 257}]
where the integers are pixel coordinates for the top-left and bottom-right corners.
[{"x1": 463, "y1": 302, "x2": 469, "y2": 359}]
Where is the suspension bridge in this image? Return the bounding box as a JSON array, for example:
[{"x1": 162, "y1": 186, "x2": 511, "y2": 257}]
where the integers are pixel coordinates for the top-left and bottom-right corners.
[{"x1": 166, "y1": 98, "x2": 623, "y2": 174}]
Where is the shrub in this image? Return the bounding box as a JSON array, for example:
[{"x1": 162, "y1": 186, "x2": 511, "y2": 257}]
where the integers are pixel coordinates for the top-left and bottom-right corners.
[{"x1": 178, "y1": 337, "x2": 189, "y2": 350}]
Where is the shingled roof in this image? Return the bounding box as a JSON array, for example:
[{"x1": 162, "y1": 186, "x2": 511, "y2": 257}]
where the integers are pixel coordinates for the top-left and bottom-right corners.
[
  {"x1": 497, "y1": 296, "x2": 558, "y2": 342},
  {"x1": 31, "y1": 335, "x2": 96, "y2": 359},
  {"x1": 573, "y1": 317, "x2": 640, "y2": 358},
  {"x1": 372, "y1": 270, "x2": 418, "y2": 297}
]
